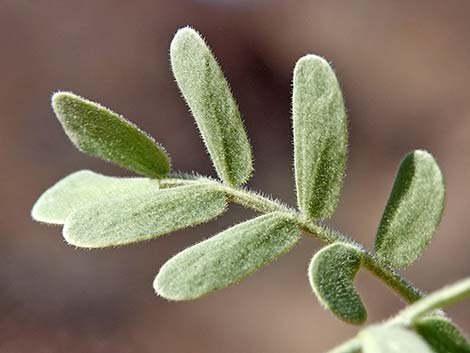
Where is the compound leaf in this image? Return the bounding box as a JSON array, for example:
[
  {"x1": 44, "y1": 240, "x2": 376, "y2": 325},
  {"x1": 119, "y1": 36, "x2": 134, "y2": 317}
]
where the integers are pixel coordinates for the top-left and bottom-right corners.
[
  {"x1": 415, "y1": 316, "x2": 470, "y2": 353},
  {"x1": 170, "y1": 27, "x2": 252, "y2": 186},
  {"x1": 154, "y1": 212, "x2": 301, "y2": 300},
  {"x1": 375, "y1": 150, "x2": 445, "y2": 269},
  {"x1": 361, "y1": 326, "x2": 434, "y2": 353},
  {"x1": 63, "y1": 183, "x2": 227, "y2": 248},
  {"x1": 293, "y1": 54, "x2": 347, "y2": 219},
  {"x1": 308, "y1": 242, "x2": 366, "y2": 324},
  {"x1": 52, "y1": 92, "x2": 171, "y2": 178},
  {"x1": 32, "y1": 170, "x2": 158, "y2": 224}
]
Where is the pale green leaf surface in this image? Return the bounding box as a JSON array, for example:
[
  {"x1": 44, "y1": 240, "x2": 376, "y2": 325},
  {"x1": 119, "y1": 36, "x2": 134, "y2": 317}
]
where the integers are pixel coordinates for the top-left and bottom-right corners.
[
  {"x1": 170, "y1": 27, "x2": 252, "y2": 186},
  {"x1": 326, "y1": 338, "x2": 362, "y2": 353},
  {"x1": 375, "y1": 150, "x2": 445, "y2": 269},
  {"x1": 52, "y1": 92, "x2": 170, "y2": 177},
  {"x1": 293, "y1": 55, "x2": 347, "y2": 219},
  {"x1": 154, "y1": 212, "x2": 301, "y2": 300},
  {"x1": 361, "y1": 326, "x2": 434, "y2": 353},
  {"x1": 63, "y1": 184, "x2": 227, "y2": 248},
  {"x1": 415, "y1": 316, "x2": 470, "y2": 353},
  {"x1": 308, "y1": 243, "x2": 366, "y2": 324},
  {"x1": 32, "y1": 170, "x2": 158, "y2": 224},
  {"x1": 396, "y1": 278, "x2": 470, "y2": 325}
]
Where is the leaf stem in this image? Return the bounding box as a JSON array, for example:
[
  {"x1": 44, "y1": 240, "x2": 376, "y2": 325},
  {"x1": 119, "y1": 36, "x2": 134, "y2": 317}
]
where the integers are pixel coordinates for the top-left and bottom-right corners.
[
  {"x1": 361, "y1": 254, "x2": 423, "y2": 303},
  {"x1": 159, "y1": 176, "x2": 425, "y2": 304}
]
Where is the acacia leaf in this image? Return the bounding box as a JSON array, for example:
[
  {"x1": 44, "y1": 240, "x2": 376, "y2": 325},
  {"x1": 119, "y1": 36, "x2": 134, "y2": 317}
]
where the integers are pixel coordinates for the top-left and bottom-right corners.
[
  {"x1": 154, "y1": 212, "x2": 301, "y2": 300},
  {"x1": 308, "y1": 243, "x2": 366, "y2": 324},
  {"x1": 170, "y1": 27, "x2": 252, "y2": 186},
  {"x1": 63, "y1": 184, "x2": 227, "y2": 248},
  {"x1": 415, "y1": 316, "x2": 470, "y2": 353},
  {"x1": 292, "y1": 55, "x2": 347, "y2": 219},
  {"x1": 32, "y1": 170, "x2": 158, "y2": 224},
  {"x1": 52, "y1": 92, "x2": 170, "y2": 177},
  {"x1": 361, "y1": 326, "x2": 434, "y2": 353},
  {"x1": 375, "y1": 150, "x2": 445, "y2": 268}
]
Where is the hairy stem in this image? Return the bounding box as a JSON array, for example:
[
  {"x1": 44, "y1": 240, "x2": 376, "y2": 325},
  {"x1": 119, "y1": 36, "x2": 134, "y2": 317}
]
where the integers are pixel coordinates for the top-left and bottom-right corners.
[{"x1": 159, "y1": 176, "x2": 424, "y2": 304}]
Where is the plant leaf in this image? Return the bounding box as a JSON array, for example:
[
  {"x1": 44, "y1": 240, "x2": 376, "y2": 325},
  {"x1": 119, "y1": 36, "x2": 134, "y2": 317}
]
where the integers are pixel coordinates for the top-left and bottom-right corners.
[
  {"x1": 415, "y1": 316, "x2": 470, "y2": 353},
  {"x1": 32, "y1": 170, "x2": 158, "y2": 224},
  {"x1": 170, "y1": 27, "x2": 252, "y2": 186},
  {"x1": 326, "y1": 338, "x2": 362, "y2": 353},
  {"x1": 292, "y1": 54, "x2": 347, "y2": 219},
  {"x1": 395, "y1": 278, "x2": 470, "y2": 325},
  {"x1": 154, "y1": 212, "x2": 301, "y2": 300},
  {"x1": 361, "y1": 326, "x2": 434, "y2": 353},
  {"x1": 308, "y1": 242, "x2": 366, "y2": 324},
  {"x1": 374, "y1": 150, "x2": 445, "y2": 269},
  {"x1": 63, "y1": 183, "x2": 227, "y2": 248},
  {"x1": 52, "y1": 92, "x2": 171, "y2": 178}
]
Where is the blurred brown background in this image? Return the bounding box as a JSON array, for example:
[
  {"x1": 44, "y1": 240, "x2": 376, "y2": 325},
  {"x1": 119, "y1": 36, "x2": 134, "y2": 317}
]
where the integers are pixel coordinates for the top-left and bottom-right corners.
[{"x1": 0, "y1": 1, "x2": 469, "y2": 352}]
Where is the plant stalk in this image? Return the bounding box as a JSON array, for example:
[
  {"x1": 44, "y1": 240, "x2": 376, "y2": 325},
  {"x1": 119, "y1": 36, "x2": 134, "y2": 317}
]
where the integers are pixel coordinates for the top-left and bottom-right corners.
[{"x1": 159, "y1": 176, "x2": 425, "y2": 304}]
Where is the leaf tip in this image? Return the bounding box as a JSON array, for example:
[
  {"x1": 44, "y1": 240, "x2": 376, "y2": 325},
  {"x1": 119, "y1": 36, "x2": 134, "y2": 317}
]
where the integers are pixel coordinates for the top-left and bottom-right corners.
[
  {"x1": 51, "y1": 91, "x2": 84, "y2": 121},
  {"x1": 173, "y1": 25, "x2": 199, "y2": 39},
  {"x1": 295, "y1": 54, "x2": 330, "y2": 70},
  {"x1": 51, "y1": 90, "x2": 73, "y2": 104},
  {"x1": 31, "y1": 198, "x2": 47, "y2": 223},
  {"x1": 170, "y1": 26, "x2": 203, "y2": 56},
  {"x1": 153, "y1": 268, "x2": 177, "y2": 300},
  {"x1": 62, "y1": 219, "x2": 90, "y2": 248},
  {"x1": 153, "y1": 260, "x2": 198, "y2": 301}
]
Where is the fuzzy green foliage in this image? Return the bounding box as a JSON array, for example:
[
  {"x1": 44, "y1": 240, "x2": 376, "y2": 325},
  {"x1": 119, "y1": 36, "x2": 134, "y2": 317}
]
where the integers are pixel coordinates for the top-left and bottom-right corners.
[
  {"x1": 375, "y1": 150, "x2": 445, "y2": 269},
  {"x1": 395, "y1": 278, "x2": 470, "y2": 325},
  {"x1": 52, "y1": 92, "x2": 170, "y2": 178},
  {"x1": 292, "y1": 55, "x2": 347, "y2": 219},
  {"x1": 154, "y1": 212, "x2": 301, "y2": 300},
  {"x1": 63, "y1": 184, "x2": 227, "y2": 248},
  {"x1": 170, "y1": 27, "x2": 252, "y2": 186},
  {"x1": 415, "y1": 317, "x2": 470, "y2": 353},
  {"x1": 32, "y1": 25, "x2": 469, "y2": 353},
  {"x1": 360, "y1": 326, "x2": 434, "y2": 353},
  {"x1": 309, "y1": 243, "x2": 366, "y2": 324},
  {"x1": 328, "y1": 279, "x2": 470, "y2": 353},
  {"x1": 32, "y1": 170, "x2": 158, "y2": 224}
]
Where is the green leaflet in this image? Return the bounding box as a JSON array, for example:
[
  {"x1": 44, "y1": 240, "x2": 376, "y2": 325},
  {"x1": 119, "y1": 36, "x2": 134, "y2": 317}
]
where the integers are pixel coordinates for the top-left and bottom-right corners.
[
  {"x1": 375, "y1": 150, "x2": 445, "y2": 269},
  {"x1": 32, "y1": 170, "x2": 158, "y2": 224},
  {"x1": 63, "y1": 184, "x2": 227, "y2": 248},
  {"x1": 415, "y1": 317, "x2": 470, "y2": 353},
  {"x1": 292, "y1": 55, "x2": 347, "y2": 219},
  {"x1": 308, "y1": 243, "x2": 367, "y2": 324},
  {"x1": 52, "y1": 92, "x2": 171, "y2": 178},
  {"x1": 360, "y1": 326, "x2": 434, "y2": 353},
  {"x1": 395, "y1": 278, "x2": 470, "y2": 325},
  {"x1": 170, "y1": 27, "x2": 252, "y2": 186},
  {"x1": 154, "y1": 212, "x2": 301, "y2": 300},
  {"x1": 327, "y1": 279, "x2": 470, "y2": 353}
]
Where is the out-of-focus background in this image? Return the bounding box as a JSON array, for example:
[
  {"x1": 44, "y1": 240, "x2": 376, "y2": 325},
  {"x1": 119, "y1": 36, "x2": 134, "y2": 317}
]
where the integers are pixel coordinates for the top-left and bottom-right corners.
[{"x1": 0, "y1": 1, "x2": 469, "y2": 352}]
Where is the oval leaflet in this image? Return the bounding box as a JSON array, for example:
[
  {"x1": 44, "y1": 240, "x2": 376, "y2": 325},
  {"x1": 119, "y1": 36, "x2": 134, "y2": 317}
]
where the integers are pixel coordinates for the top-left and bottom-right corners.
[
  {"x1": 155, "y1": 212, "x2": 301, "y2": 300},
  {"x1": 63, "y1": 184, "x2": 227, "y2": 248}
]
